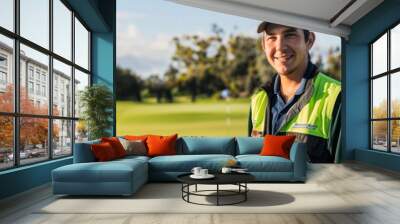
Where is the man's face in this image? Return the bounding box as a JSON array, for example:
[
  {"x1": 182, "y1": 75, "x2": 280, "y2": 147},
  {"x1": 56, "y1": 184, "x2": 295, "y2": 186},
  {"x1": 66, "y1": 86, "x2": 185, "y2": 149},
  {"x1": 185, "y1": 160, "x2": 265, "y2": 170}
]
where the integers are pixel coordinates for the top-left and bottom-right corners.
[{"x1": 262, "y1": 25, "x2": 314, "y2": 76}]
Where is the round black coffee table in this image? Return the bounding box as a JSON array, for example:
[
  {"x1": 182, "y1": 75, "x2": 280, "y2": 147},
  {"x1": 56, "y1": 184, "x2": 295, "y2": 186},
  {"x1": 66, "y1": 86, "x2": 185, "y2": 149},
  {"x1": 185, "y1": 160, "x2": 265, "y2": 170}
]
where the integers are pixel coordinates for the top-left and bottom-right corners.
[{"x1": 177, "y1": 173, "x2": 255, "y2": 206}]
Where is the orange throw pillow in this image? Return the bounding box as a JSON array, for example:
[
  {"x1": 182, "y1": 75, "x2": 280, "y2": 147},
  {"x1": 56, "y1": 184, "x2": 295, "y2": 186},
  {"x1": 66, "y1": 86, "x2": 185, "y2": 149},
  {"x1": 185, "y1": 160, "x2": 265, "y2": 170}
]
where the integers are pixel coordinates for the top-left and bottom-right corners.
[
  {"x1": 91, "y1": 142, "x2": 117, "y2": 161},
  {"x1": 146, "y1": 134, "x2": 178, "y2": 157},
  {"x1": 260, "y1": 135, "x2": 296, "y2": 159},
  {"x1": 124, "y1": 135, "x2": 148, "y2": 142},
  {"x1": 101, "y1": 137, "x2": 127, "y2": 158}
]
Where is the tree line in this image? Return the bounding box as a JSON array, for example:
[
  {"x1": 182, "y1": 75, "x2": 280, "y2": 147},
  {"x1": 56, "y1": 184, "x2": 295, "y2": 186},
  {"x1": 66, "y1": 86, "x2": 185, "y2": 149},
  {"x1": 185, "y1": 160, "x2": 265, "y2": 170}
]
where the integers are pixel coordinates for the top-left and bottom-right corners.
[{"x1": 117, "y1": 24, "x2": 341, "y2": 103}]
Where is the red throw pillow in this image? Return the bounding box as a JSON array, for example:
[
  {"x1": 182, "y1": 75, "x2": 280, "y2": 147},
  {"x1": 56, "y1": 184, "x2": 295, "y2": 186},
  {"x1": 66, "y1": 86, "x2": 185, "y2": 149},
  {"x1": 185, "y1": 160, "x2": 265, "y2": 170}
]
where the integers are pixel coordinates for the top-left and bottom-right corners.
[
  {"x1": 260, "y1": 135, "x2": 296, "y2": 159},
  {"x1": 91, "y1": 142, "x2": 117, "y2": 161},
  {"x1": 146, "y1": 134, "x2": 178, "y2": 157},
  {"x1": 101, "y1": 137, "x2": 127, "y2": 158}
]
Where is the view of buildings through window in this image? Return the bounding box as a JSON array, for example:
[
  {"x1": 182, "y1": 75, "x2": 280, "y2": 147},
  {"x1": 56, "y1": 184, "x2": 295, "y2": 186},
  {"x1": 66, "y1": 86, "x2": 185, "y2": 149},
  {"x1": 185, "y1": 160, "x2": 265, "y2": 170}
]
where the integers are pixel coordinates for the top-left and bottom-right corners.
[
  {"x1": 0, "y1": 0, "x2": 90, "y2": 170},
  {"x1": 371, "y1": 23, "x2": 400, "y2": 153}
]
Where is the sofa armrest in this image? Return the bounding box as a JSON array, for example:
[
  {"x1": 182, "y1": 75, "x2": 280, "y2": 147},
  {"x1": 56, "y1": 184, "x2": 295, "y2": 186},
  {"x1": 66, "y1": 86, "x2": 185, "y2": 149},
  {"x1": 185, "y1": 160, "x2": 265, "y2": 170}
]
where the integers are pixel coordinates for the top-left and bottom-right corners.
[
  {"x1": 73, "y1": 141, "x2": 99, "y2": 163},
  {"x1": 289, "y1": 142, "x2": 307, "y2": 181}
]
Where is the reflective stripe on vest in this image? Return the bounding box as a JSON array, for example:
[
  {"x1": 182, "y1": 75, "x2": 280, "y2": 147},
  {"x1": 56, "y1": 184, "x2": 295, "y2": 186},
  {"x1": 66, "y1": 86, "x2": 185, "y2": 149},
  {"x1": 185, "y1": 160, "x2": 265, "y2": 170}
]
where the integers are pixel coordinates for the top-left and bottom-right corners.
[
  {"x1": 251, "y1": 90, "x2": 268, "y2": 132},
  {"x1": 251, "y1": 73, "x2": 341, "y2": 139}
]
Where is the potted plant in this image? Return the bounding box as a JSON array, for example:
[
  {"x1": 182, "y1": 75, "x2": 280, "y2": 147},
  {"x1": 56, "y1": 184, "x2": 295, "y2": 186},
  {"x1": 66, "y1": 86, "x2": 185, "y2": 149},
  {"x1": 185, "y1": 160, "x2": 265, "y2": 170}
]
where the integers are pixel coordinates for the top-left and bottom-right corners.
[{"x1": 79, "y1": 84, "x2": 113, "y2": 140}]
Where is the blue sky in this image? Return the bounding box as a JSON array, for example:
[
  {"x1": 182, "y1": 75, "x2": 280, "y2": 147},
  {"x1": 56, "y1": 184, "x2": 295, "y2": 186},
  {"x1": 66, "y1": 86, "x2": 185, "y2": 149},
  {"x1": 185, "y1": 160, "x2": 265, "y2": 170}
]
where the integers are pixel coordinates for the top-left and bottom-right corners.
[{"x1": 117, "y1": 0, "x2": 341, "y2": 78}]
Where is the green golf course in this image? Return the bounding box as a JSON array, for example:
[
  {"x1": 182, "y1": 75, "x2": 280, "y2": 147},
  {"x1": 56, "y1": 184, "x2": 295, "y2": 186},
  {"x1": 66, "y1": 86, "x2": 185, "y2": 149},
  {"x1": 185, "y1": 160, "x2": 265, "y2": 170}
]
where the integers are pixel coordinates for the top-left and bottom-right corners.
[{"x1": 116, "y1": 97, "x2": 250, "y2": 137}]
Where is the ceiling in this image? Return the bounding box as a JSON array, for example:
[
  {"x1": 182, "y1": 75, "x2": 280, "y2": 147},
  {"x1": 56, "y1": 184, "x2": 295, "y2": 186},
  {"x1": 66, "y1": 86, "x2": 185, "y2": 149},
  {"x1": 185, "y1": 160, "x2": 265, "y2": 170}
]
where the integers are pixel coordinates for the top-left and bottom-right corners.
[{"x1": 167, "y1": 0, "x2": 384, "y2": 38}]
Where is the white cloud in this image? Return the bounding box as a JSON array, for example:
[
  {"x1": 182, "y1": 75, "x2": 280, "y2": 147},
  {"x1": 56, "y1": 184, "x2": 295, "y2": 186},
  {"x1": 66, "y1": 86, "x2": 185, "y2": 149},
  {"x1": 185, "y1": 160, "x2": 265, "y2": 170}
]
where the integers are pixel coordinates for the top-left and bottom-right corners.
[
  {"x1": 117, "y1": 24, "x2": 174, "y2": 77},
  {"x1": 149, "y1": 34, "x2": 172, "y2": 52}
]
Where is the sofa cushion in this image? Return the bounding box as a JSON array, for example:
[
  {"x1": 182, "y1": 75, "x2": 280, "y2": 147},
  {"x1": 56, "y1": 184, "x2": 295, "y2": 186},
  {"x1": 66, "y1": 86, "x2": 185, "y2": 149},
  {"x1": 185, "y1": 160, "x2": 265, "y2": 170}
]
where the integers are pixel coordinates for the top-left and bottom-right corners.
[
  {"x1": 101, "y1": 137, "x2": 127, "y2": 158},
  {"x1": 177, "y1": 137, "x2": 235, "y2": 155},
  {"x1": 260, "y1": 135, "x2": 296, "y2": 159},
  {"x1": 115, "y1": 155, "x2": 150, "y2": 163},
  {"x1": 52, "y1": 159, "x2": 147, "y2": 183},
  {"x1": 73, "y1": 139, "x2": 100, "y2": 163},
  {"x1": 124, "y1": 135, "x2": 148, "y2": 142},
  {"x1": 91, "y1": 142, "x2": 118, "y2": 161},
  {"x1": 147, "y1": 134, "x2": 178, "y2": 157},
  {"x1": 149, "y1": 154, "x2": 235, "y2": 172},
  {"x1": 119, "y1": 138, "x2": 147, "y2": 156},
  {"x1": 236, "y1": 137, "x2": 263, "y2": 155},
  {"x1": 236, "y1": 155, "x2": 293, "y2": 172}
]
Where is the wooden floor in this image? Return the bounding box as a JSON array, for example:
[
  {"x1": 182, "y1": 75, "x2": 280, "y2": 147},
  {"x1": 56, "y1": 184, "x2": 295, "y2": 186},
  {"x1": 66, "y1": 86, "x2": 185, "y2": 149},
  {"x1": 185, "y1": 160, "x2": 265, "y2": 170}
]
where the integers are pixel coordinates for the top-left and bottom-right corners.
[{"x1": 1, "y1": 162, "x2": 400, "y2": 224}]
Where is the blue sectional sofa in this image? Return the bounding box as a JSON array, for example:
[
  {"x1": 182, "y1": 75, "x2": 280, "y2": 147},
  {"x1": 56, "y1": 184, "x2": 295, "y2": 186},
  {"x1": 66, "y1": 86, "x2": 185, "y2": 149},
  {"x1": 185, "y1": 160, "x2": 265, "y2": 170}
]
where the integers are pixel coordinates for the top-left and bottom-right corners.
[{"x1": 52, "y1": 137, "x2": 307, "y2": 196}]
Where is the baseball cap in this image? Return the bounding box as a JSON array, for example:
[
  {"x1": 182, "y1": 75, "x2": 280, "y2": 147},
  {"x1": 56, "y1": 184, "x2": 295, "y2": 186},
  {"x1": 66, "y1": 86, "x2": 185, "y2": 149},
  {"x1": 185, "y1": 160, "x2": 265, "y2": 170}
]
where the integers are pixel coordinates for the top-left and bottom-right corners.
[
  {"x1": 257, "y1": 21, "x2": 311, "y2": 40},
  {"x1": 257, "y1": 21, "x2": 272, "y2": 33}
]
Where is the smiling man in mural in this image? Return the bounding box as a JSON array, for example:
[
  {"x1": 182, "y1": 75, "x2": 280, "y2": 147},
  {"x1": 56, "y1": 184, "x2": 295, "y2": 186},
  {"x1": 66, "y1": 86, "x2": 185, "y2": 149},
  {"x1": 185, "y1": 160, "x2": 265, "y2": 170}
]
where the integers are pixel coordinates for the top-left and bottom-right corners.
[{"x1": 249, "y1": 22, "x2": 341, "y2": 163}]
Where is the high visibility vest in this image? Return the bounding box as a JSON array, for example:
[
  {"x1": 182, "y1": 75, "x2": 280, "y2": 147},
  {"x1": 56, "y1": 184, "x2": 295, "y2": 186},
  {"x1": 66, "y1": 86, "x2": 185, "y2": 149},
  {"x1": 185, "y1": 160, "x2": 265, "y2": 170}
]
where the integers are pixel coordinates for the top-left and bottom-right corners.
[{"x1": 251, "y1": 73, "x2": 341, "y2": 139}]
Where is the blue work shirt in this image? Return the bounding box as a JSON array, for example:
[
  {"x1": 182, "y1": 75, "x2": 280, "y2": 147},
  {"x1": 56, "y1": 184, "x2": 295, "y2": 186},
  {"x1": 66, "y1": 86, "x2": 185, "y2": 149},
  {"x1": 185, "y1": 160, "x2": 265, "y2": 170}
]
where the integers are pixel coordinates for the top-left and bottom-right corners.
[{"x1": 271, "y1": 61, "x2": 316, "y2": 134}]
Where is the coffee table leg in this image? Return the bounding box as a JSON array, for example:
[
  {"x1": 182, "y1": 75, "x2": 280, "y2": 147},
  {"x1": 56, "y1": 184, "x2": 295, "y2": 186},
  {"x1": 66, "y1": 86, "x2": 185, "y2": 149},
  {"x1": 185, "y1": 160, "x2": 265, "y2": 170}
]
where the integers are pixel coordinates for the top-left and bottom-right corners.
[
  {"x1": 182, "y1": 184, "x2": 189, "y2": 202},
  {"x1": 187, "y1": 184, "x2": 190, "y2": 202},
  {"x1": 245, "y1": 183, "x2": 247, "y2": 201},
  {"x1": 217, "y1": 184, "x2": 219, "y2": 206}
]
